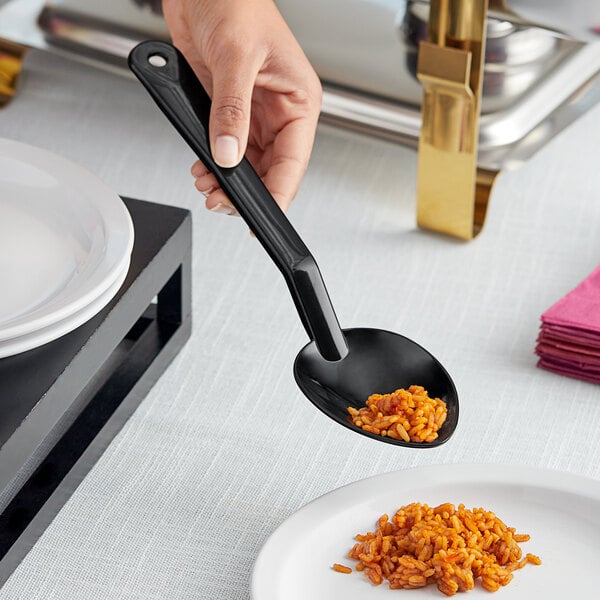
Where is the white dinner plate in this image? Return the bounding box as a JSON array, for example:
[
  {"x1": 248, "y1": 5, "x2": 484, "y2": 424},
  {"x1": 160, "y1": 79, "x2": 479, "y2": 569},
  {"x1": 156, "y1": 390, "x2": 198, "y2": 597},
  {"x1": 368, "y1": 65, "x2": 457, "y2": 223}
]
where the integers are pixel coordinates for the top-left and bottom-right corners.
[
  {"x1": 0, "y1": 260, "x2": 129, "y2": 358},
  {"x1": 252, "y1": 464, "x2": 600, "y2": 599},
  {"x1": 0, "y1": 138, "x2": 134, "y2": 343}
]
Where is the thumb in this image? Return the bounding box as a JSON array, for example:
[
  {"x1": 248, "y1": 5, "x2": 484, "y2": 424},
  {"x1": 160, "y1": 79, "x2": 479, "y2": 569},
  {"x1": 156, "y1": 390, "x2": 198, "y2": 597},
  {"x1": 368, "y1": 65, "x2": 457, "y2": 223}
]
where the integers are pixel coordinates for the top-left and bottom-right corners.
[{"x1": 209, "y1": 64, "x2": 257, "y2": 168}]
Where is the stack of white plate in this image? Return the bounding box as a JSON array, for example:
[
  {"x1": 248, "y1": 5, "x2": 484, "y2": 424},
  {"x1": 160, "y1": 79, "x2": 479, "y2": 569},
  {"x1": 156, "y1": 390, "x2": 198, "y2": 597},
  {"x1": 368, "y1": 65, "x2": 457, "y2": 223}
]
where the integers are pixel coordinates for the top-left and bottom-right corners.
[{"x1": 0, "y1": 138, "x2": 134, "y2": 358}]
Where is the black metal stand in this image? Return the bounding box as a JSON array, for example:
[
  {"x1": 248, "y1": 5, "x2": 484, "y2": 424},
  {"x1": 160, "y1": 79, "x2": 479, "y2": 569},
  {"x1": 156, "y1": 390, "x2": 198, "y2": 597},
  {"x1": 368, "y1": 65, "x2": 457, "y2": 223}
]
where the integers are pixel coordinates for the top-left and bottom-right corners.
[{"x1": 0, "y1": 198, "x2": 192, "y2": 586}]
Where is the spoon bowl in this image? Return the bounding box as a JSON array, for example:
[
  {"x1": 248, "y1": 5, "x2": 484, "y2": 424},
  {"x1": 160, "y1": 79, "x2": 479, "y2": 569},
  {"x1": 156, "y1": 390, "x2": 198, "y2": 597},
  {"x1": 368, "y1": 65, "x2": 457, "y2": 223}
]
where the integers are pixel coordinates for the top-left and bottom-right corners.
[
  {"x1": 128, "y1": 40, "x2": 459, "y2": 448},
  {"x1": 295, "y1": 328, "x2": 458, "y2": 447}
]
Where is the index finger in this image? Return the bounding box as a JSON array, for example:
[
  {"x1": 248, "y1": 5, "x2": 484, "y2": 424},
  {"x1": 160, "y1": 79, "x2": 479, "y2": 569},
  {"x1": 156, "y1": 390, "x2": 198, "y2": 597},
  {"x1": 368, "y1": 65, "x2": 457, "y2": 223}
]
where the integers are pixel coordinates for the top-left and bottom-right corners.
[{"x1": 260, "y1": 116, "x2": 318, "y2": 211}]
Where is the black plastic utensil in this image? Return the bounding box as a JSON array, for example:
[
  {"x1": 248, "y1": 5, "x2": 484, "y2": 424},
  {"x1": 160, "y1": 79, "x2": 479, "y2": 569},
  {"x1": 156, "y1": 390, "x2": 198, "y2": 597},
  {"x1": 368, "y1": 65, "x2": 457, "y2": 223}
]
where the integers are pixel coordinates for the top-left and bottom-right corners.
[{"x1": 128, "y1": 40, "x2": 458, "y2": 448}]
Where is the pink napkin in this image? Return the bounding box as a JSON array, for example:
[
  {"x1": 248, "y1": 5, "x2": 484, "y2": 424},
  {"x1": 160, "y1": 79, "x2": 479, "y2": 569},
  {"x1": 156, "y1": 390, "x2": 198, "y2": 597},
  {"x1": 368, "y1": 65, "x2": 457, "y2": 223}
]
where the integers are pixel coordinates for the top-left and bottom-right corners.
[{"x1": 535, "y1": 265, "x2": 600, "y2": 384}]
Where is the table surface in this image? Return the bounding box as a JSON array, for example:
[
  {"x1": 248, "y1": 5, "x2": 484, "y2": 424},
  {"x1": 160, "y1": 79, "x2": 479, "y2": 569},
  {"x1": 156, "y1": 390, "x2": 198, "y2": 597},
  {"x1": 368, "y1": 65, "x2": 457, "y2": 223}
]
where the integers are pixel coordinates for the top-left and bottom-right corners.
[{"x1": 1, "y1": 49, "x2": 599, "y2": 599}]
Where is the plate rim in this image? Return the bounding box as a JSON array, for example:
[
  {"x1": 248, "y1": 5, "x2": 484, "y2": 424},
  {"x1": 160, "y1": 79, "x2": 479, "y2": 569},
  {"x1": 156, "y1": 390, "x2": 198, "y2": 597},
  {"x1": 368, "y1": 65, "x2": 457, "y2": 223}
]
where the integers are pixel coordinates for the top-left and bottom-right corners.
[{"x1": 0, "y1": 257, "x2": 130, "y2": 358}]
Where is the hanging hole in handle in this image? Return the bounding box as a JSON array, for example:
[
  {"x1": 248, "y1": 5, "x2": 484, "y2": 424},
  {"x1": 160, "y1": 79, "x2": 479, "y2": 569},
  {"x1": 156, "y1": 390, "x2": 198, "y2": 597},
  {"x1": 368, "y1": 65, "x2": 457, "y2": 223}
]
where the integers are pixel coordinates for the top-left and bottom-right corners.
[{"x1": 148, "y1": 54, "x2": 167, "y2": 68}]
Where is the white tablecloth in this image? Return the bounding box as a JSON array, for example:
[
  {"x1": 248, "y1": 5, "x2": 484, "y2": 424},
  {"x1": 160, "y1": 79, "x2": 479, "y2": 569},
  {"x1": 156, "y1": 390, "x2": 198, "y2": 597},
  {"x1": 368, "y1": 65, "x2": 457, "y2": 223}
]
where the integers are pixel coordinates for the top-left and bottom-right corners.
[{"x1": 0, "y1": 49, "x2": 599, "y2": 599}]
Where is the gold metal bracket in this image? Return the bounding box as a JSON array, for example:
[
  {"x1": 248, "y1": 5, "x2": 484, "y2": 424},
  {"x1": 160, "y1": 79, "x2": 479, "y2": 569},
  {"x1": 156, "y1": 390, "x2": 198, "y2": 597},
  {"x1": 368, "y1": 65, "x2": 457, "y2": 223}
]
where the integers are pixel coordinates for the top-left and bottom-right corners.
[
  {"x1": 416, "y1": 0, "x2": 497, "y2": 240},
  {"x1": 0, "y1": 38, "x2": 28, "y2": 108}
]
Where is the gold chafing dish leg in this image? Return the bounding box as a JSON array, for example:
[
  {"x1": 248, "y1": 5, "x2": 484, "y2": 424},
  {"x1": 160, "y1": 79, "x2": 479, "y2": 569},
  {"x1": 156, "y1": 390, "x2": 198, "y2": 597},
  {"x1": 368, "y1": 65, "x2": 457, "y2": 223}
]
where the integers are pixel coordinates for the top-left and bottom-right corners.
[
  {"x1": 416, "y1": 0, "x2": 497, "y2": 240},
  {"x1": 0, "y1": 38, "x2": 28, "y2": 108}
]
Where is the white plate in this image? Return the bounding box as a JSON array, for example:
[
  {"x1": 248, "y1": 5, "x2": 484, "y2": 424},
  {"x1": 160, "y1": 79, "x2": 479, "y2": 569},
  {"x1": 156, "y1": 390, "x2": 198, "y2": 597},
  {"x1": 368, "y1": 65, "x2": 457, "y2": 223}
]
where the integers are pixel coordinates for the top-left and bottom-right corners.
[
  {"x1": 0, "y1": 138, "x2": 134, "y2": 342},
  {"x1": 0, "y1": 260, "x2": 129, "y2": 358},
  {"x1": 252, "y1": 464, "x2": 600, "y2": 599}
]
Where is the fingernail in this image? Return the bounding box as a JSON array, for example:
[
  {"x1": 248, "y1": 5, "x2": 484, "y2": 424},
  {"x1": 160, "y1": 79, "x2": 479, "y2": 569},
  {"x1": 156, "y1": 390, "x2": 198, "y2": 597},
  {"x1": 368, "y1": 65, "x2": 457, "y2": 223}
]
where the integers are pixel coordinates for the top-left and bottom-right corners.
[
  {"x1": 210, "y1": 202, "x2": 236, "y2": 216},
  {"x1": 213, "y1": 135, "x2": 239, "y2": 167},
  {"x1": 198, "y1": 186, "x2": 214, "y2": 197}
]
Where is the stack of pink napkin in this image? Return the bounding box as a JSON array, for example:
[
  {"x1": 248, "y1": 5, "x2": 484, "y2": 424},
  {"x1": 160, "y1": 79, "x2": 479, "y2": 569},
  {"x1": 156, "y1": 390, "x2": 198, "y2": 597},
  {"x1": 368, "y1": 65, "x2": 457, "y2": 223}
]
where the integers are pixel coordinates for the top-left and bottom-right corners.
[{"x1": 535, "y1": 265, "x2": 600, "y2": 383}]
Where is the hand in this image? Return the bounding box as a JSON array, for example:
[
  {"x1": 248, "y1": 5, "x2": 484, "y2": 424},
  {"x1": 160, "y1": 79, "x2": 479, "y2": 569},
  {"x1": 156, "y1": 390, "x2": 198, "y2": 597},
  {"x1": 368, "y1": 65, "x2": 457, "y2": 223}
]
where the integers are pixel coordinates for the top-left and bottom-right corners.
[{"x1": 162, "y1": 0, "x2": 322, "y2": 215}]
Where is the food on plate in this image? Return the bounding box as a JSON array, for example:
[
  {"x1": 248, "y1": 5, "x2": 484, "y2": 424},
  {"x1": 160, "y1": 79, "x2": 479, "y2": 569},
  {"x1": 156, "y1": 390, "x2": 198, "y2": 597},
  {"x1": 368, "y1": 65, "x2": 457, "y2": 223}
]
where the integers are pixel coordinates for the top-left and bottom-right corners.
[
  {"x1": 347, "y1": 385, "x2": 447, "y2": 443},
  {"x1": 331, "y1": 563, "x2": 352, "y2": 574},
  {"x1": 344, "y1": 502, "x2": 541, "y2": 596}
]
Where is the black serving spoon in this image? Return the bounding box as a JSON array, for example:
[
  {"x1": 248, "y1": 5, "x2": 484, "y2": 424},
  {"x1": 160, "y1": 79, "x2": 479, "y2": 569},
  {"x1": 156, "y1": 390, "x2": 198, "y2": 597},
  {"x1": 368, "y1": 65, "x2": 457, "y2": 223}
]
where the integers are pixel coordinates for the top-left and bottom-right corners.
[{"x1": 128, "y1": 40, "x2": 458, "y2": 448}]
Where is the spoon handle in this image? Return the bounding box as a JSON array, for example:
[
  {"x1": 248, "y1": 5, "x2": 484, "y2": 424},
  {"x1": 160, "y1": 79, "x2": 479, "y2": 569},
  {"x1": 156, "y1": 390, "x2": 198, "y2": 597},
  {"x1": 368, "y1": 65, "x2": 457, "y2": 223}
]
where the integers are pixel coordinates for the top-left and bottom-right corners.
[{"x1": 128, "y1": 40, "x2": 347, "y2": 361}]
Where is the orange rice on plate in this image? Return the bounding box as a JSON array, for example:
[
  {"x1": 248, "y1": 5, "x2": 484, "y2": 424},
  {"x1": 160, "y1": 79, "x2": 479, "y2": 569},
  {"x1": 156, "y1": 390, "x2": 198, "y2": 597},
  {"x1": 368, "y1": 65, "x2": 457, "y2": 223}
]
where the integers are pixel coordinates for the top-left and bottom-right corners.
[
  {"x1": 337, "y1": 502, "x2": 540, "y2": 596},
  {"x1": 347, "y1": 385, "x2": 447, "y2": 443}
]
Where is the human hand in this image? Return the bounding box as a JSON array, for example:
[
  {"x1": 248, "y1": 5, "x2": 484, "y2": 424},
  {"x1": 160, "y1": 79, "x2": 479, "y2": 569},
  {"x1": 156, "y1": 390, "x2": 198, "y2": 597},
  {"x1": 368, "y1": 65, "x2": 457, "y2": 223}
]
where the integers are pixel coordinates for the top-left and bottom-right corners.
[{"x1": 162, "y1": 0, "x2": 322, "y2": 215}]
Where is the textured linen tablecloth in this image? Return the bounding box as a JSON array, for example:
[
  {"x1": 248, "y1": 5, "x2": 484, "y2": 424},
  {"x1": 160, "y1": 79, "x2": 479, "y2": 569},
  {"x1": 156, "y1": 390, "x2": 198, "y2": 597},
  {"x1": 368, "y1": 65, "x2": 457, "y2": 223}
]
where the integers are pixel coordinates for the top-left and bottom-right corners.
[{"x1": 1, "y1": 50, "x2": 600, "y2": 599}]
